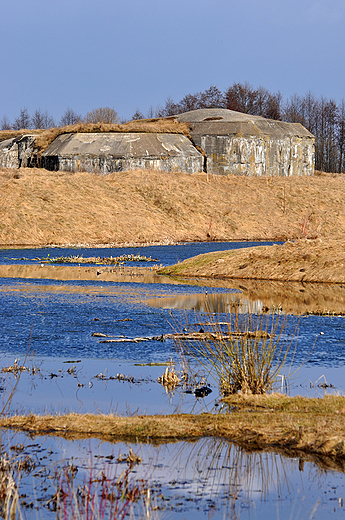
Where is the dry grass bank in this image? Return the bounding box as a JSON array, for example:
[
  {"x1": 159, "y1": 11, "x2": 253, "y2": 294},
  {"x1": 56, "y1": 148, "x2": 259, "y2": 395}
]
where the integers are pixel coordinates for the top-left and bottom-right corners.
[
  {"x1": 1, "y1": 168, "x2": 345, "y2": 247},
  {"x1": 2, "y1": 394, "x2": 345, "y2": 469},
  {"x1": 160, "y1": 238, "x2": 345, "y2": 283}
]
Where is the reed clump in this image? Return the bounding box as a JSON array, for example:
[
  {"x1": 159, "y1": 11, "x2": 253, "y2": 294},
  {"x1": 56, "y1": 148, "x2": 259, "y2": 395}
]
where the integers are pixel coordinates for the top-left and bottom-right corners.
[
  {"x1": 175, "y1": 307, "x2": 298, "y2": 396},
  {"x1": 157, "y1": 362, "x2": 184, "y2": 393}
]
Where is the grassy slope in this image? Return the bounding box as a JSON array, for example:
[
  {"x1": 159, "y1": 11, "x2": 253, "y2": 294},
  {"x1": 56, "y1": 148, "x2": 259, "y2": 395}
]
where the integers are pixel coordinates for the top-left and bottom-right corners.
[
  {"x1": 160, "y1": 238, "x2": 345, "y2": 283},
  {"x1": 1, "y1": 168, "x2": 345, "y2": 247}
]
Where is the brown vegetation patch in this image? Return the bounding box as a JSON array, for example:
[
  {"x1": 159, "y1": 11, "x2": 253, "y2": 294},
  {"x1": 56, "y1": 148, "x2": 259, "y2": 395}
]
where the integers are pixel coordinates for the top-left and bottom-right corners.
[
  {"x1": 0, "y1": 129, "x2": 42, "y2": 142},
  {"x1": 1, "y1": 169, "x2": 345, "y2": 247},
  {"x1": 2, "y1": 395, "x2": 345, "y2": 468}
]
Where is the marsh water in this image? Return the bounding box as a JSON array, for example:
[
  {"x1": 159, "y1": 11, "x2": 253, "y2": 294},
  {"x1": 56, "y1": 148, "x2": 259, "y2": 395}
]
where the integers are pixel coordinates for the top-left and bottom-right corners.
[{"x1": 0, "y1": 241, "x2": 345, "y2": 519}]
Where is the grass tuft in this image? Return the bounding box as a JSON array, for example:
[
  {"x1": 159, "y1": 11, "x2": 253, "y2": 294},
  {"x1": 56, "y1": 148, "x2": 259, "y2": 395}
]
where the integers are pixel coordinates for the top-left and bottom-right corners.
[{"x1": 175, "y1": 307, "x2": 299, "y2": 395}]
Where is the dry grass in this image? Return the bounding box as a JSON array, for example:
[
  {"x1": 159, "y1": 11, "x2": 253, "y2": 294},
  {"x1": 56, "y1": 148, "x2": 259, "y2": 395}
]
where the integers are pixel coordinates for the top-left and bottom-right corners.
[
  {"x1": 1, "y1": 169, "x2": 345, "y2": 248},
  {"x1": 0, "y1": 129, "x2": 42, "y2": 142},
  {"x1": 160, "y1": 237, "x2": 345, "y2": 283},
  {"x1": 2, "y1": 394, "x2": 345, "y2": 467}
]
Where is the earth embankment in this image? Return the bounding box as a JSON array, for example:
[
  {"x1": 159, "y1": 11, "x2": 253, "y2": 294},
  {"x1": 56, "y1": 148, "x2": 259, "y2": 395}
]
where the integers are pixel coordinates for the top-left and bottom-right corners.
[
  {"x1": 0, "y1": 168, "x2": 344, "y2": 247},
  {"x1": 159, "y1": 238, "x2": 345, "y2": 284}
]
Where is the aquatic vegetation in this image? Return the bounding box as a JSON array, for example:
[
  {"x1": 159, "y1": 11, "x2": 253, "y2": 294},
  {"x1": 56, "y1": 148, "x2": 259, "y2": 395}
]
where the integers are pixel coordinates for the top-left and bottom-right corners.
[
  {"x1": 53, "y1": 450, "x2": 156, "y2": 520},
  {"x1": 0, "y1": 453, "x2": 21, "y2": 519},
  {"x1": 157, "y1": 362, "x2": 184, "y2": 392},
  {"x1": 174, "y1": 308, "x2": 299, "y2": 395},
  {"x1": 35, "y1": 254, "x2": 159, "y2": 265}
]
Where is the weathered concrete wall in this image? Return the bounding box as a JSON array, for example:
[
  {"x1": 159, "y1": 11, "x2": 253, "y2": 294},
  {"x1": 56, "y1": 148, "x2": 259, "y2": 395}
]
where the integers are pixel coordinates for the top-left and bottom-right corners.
[
  {"x1": 201, "y1": 134, "x2": 314, "y2": 176},
  {"x1": 177, "y1": 109, "x2": 315, "y2": 176},
  {"x1": 41, "y1": 132, "x2": 203, "y2": 174},
  {"x1": 0, "y1": 135, "x2": 36, "y2": 168}
]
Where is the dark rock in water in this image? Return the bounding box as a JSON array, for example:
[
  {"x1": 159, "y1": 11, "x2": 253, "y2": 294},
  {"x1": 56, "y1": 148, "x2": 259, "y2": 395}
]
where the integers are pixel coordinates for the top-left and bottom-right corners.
[{"x1": 194, "y1": 386, "x2": 212, "y2": 398}]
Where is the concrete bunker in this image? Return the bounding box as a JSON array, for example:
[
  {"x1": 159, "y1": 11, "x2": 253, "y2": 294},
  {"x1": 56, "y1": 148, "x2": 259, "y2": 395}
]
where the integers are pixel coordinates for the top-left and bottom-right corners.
[
  {"x1": 40, "y1": 132, "x2": 203, "y2": 174},
  {"x1": 175, "y1": 108, "x2": 315, "y2": 176},
  {"x1": 0, "y1": 108, "x2": 315, "y2": 176}
]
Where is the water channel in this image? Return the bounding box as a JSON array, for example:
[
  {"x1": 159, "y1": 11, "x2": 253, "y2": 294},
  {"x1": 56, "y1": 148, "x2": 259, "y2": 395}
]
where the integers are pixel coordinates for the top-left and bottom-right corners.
[{"x1": 0, "y1": 241, "x2": 344, "y2": 519}]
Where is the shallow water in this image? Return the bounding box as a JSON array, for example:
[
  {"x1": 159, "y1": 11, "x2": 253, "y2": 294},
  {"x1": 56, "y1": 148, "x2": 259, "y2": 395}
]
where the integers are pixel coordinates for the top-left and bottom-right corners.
[
  {"x1": 2, "y1": 430, "x2": 345, "y2": 520},
  {"x1": 0, "y1": 241, "x2": 277, "y2": 266},
  {"x1": 0, "y1": 241, "x2": 345, "y2": 519}
]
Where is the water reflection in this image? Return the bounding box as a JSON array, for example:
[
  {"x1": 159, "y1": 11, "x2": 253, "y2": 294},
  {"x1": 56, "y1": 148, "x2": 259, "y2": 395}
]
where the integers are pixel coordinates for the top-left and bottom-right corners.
[
  {"x1": 1, "y1": 243, "x2": 345, "y2": 519},
  {"x1": 229, "y1": 279, "x2": 345, "y2": 316},
  {"x1": 0, "y1": 264, "x2": 173, "y2": 285},
  {"x1": 154, "y1": 277, "x2": 345, "y2": 315},
  {"x1": 4, "y1": 430, "x2": 345, "y2": 520},
  {"x1": 1, "y1": 264, "x2": 345, "y2": 315},
  {"x1": 158, "y1": 437, "x2": 345, "y2": 518},
  {"x1": 146, "y1": 291, "x2": 263, "y2": 313}
]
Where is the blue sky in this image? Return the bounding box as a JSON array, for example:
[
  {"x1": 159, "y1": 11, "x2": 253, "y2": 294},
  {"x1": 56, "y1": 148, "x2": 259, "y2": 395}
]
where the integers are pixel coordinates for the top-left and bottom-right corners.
[{"x1": 1, "y1": 0, "x2": 344, "y2": 123}]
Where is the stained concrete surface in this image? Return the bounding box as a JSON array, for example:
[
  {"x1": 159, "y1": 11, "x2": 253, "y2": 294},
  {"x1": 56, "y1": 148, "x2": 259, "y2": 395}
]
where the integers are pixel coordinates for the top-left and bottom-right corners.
[
  {"x1": 176, "y1": 108, "x2": 315, "y2": 176},
  {"x1": 41, "y1": 132, "x2": 203, "y2": 174},
  {"x1": 0, "y1": 134, "x2": 36, "y2": 168}
]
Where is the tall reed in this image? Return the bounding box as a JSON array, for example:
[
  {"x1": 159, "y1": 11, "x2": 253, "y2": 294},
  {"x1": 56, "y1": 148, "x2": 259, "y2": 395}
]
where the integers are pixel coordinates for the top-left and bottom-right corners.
[
  {"x1": 175, "y1": 306, "x2": 298, "y2": 395},
  {"x1": 54, "y1": 457, "x2": 157, "y2": 520}
]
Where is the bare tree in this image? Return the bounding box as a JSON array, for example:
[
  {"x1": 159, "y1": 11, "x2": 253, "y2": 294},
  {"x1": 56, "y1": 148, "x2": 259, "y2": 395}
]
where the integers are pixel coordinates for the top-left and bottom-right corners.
[
  {"x1": 283, "y1": 94, "x2": 306, "y2": 124},
  {"x1": 224, "y1": 82, "x2": 257, "y2": 114},
  {"x1": 132, "y1": 109, "x2": 145, "y2": 120},
  {"x1": 0, "y1": 115, "x2": 12, "y2": 130},
  {"x1": 146, "y1": 105, "x2": 157, "y2": 119},
  {"x1": 199, "y1": 85, "x2": 225, "y2": 108},
  {"x1": 85, "y1": 107, "x2": 118, "y2": 124},
  {"x1": 13, "y1": 107, "x2": 31, "y2": 130},
  {"x1": 59, "y1": 107, "x2": 83, "y2": 126},
  {"x1": 336, "y1": 99, "x2": 345, "y2": 173},
  {"x1": 156, "y1": 97, "x2": 180, "y2": 117},
  {"x1": 31, "y1": 109, "x2": 55, "y2": 129},
  {"x1": 179, "y1": 93, "x2": 202, "y2": 113}
]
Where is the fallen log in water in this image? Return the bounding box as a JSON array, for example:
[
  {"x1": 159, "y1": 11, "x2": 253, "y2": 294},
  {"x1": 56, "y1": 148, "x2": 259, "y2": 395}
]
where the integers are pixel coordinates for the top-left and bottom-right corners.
[{"x1": 97, "y1": 330, "x2": 270, "y2": 343}]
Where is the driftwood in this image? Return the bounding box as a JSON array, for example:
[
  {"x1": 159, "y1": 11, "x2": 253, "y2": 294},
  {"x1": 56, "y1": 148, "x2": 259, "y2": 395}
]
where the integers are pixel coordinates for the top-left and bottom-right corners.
[{"x1": 97, "y1": 331, "x2": 270, "y2": 344}]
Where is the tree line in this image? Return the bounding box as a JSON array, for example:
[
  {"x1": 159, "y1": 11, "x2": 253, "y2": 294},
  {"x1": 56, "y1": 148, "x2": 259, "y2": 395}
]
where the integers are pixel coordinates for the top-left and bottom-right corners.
[
  {"x1": 0, "y1": 107, "x2": 119, "y2": 132},
  {"x1": 2, "y1": 83, "x2": 345, "y2": 172}
]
